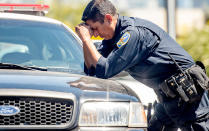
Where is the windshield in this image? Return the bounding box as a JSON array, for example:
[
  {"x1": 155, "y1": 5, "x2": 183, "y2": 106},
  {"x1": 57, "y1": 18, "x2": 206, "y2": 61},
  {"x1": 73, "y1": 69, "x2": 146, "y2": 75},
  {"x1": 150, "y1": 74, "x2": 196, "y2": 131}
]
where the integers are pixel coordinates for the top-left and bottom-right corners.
[{"x1": 0, "y1": 19, "x2": 84, "y2": 73}]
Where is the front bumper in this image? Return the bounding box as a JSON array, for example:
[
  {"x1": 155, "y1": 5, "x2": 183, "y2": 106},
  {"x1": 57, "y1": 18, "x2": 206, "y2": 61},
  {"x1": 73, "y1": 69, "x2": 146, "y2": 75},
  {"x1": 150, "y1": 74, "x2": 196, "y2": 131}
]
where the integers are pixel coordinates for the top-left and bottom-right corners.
[{"x1": 71, "y1": 127, "x2": 147, "y2": 131}]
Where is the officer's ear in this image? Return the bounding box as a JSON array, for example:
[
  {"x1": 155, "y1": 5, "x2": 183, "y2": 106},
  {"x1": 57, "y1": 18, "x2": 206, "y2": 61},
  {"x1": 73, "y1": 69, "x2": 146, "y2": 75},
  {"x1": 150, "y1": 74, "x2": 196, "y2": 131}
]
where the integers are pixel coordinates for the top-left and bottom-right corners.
[{"x1": 104, "y1": 14, "x2": 113, "y2": 24}]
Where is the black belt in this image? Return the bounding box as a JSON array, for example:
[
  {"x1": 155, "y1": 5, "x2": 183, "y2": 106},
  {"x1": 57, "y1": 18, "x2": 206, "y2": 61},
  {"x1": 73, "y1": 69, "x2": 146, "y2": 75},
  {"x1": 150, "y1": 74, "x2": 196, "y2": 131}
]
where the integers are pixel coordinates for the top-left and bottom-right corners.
[{"x1": 159, "y1": 64, "x2": 205, "y2": 103}]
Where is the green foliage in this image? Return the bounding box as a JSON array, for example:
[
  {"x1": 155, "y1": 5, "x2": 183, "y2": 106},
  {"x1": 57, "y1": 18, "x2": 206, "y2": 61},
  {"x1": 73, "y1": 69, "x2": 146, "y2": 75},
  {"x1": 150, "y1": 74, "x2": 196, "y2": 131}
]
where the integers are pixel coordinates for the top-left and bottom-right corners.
[
  {"x1": 47, "y1": 1, "x2": 209, "y2": 76},
  {"x1": 46, "y1": 0, "x2": 87, "y2": 29},
  {"x1": 177, "y1": 25, "x2": 209, "y2": 76},
  {"x1": 46, "y1": 0, "x2": 102, "y2": 40}
]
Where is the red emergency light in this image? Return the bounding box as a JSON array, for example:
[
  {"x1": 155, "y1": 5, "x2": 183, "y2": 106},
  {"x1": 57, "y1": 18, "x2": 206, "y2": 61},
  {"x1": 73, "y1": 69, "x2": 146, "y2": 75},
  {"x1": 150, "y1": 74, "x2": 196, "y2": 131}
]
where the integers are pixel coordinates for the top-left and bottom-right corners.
[{"x1": 0, "y1": 3, "x2": 50, "y2": 16}]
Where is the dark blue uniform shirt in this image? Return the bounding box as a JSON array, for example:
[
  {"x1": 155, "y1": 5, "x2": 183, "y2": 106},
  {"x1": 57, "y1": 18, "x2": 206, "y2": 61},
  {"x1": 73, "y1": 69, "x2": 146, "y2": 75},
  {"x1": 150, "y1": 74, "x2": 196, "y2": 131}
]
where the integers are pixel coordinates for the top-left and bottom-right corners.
[
  {"x1": 85, "y1": 16, "x2": 209, "y2": 128},
  {"x1": 85, "y1": 15, "x2": 195, "y2": 89}
]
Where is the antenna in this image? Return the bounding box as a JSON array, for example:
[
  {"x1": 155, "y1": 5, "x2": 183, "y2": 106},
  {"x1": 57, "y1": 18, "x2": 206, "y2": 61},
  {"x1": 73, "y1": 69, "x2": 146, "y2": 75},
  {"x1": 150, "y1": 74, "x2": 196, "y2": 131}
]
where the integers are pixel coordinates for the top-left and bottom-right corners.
[{"x1": 168, "y1": 53, "x2": 187, "y2": 76}]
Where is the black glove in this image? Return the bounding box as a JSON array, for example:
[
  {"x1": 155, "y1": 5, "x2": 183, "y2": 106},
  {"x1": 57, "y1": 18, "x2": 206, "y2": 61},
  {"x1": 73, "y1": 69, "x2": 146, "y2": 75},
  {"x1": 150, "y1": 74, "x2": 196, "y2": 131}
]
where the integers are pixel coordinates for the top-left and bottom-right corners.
[{"x1": 188, "y1": 64, "x2": 209, "y2": 90}]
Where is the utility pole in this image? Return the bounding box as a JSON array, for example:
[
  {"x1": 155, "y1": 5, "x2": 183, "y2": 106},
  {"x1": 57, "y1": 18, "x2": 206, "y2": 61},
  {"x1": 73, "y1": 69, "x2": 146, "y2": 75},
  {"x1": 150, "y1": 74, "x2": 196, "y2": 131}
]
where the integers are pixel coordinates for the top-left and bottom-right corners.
[{"x1": 166, "y1": 0, "x2": 176, "y2": 40}]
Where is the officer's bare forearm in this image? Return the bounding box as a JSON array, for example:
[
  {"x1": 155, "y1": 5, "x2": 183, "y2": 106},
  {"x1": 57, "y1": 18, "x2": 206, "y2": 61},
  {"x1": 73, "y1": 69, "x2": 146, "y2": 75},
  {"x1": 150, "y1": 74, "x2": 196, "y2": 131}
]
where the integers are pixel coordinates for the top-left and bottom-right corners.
[{"x1": 83, "y1": 39, "x2": 101, "y2": 68}]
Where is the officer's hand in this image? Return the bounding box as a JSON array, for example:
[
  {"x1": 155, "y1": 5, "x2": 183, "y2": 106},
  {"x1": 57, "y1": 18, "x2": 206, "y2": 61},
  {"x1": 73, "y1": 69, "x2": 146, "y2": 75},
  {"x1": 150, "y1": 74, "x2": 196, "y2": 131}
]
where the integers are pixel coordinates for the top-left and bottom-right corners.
[{"x1": 75, "y1": 23, "x2": 93, "y2": 42}]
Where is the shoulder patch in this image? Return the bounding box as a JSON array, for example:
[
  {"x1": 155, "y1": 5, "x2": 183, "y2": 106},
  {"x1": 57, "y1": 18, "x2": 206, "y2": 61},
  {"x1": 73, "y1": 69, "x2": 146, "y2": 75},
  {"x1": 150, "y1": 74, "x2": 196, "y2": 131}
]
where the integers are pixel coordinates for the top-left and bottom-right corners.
[{"x1": 116, "y1": 32, "x2": 131, "y2": 48}]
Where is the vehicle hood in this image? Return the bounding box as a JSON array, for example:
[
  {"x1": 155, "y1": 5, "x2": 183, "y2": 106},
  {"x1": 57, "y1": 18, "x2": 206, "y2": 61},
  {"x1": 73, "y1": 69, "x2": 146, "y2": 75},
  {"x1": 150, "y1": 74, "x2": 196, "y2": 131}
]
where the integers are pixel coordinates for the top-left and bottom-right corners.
[{"x1": 0, "y1": 69, "x2": 138, "y2": 102}]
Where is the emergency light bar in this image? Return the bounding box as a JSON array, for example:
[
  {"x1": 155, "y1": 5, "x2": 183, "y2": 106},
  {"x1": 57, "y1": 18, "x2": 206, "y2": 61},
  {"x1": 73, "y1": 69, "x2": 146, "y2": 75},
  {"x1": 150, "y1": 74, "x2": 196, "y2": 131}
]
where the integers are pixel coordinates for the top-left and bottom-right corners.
[{"x1": 0, "y1": 3, "x2": 49, "y2": 16}]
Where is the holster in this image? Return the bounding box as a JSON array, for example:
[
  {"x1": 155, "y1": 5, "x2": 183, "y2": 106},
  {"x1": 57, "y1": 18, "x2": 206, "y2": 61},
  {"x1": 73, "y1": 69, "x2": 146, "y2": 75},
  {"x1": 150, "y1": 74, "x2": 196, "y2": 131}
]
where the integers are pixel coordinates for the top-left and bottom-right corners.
[{"x1": 159, "y1": 80, "x2": 176, "y2": 98}]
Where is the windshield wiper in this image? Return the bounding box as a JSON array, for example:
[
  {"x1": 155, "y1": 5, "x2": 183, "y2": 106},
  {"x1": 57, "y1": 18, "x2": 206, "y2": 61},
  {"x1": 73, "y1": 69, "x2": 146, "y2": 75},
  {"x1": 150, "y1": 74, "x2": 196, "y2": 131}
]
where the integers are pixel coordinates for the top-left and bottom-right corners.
[{"x1": 0, "y1": 63, "x2": 47, "y2": 71}]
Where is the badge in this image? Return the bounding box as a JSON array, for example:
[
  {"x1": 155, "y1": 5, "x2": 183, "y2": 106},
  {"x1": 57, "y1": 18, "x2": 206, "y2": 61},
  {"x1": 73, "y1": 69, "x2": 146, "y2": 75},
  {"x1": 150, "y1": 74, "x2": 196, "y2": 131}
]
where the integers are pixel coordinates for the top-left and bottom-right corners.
[
  {"x1": 116, "y1": 32, "x2": 130, "y2": 48},
  {"x1": 0, "y1": 105, "x2": 20, "y2": 116}
]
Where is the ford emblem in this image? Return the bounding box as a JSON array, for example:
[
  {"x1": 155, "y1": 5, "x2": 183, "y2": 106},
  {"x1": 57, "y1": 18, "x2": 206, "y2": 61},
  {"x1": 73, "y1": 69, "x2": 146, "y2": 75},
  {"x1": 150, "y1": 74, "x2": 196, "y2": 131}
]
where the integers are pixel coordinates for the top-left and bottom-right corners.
[{"x1": 0, "y1": 105, "x2": 20, "y2": 116}]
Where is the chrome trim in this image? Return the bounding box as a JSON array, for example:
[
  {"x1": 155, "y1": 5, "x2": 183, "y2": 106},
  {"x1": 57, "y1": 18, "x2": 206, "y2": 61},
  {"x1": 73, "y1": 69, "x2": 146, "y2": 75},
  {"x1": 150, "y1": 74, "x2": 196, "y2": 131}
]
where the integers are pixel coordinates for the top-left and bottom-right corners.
[
  {"x1": 72, "y1": 127, "x2": 147, "y2": 131},
  {"x1": 0, "y1": 89, "x2": 77, "y2": 129}
]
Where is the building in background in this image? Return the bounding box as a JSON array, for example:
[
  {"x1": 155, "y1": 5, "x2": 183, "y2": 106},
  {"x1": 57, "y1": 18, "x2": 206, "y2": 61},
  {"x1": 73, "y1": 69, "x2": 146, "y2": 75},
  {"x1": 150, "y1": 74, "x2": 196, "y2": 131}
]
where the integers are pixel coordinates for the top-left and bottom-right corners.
[
  {"x1": 111, "y1": 0, "x2": 206, "y2": 36},
  {"x1": 176, "y1": 0, "x2": 206, "y2": 36},
  {"x1": 0, "y1": 0, "x2": 207, "y2": 37}
]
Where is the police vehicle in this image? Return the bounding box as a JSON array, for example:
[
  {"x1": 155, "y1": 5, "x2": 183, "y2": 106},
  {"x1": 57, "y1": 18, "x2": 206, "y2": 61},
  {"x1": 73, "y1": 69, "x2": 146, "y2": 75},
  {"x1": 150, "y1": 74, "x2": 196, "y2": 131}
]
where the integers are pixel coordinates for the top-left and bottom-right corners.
[
  {"x1": 0, "y1": 3, "x2": 49, "y2": 16},
  {"x1": 0, "y1": 4, "x2": 148, "y2": 131}
]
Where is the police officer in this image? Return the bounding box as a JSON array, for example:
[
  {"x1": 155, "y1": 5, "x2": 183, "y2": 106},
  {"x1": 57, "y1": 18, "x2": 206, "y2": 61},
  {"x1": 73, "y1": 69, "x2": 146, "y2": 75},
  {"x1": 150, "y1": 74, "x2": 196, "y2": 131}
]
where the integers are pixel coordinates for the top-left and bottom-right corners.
[{"x1": 75, "y1": 0, "x2": 209, "y2": 130}]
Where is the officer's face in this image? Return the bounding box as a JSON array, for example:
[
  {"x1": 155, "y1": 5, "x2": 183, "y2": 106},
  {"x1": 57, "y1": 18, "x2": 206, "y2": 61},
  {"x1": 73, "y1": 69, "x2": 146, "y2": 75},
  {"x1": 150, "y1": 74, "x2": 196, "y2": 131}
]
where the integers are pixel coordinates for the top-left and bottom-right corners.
[{"x1": 86, "y1": 17, "x2": 115, "y2": 40}]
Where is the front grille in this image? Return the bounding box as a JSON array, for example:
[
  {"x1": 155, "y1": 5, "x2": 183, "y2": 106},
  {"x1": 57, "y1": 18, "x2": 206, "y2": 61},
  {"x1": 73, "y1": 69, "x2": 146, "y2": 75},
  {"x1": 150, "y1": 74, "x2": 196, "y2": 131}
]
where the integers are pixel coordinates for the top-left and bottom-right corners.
[{"x1": 0, "y1": 96, "x2": 74, "y2": 126}]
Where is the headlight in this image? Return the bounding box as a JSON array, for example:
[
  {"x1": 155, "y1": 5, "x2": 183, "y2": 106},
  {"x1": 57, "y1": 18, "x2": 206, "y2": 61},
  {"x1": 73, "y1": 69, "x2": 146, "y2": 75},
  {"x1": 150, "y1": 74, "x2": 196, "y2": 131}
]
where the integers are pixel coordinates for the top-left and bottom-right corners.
[{"x1": 79, "y1": 102, "x2": 147, "y2": 127}]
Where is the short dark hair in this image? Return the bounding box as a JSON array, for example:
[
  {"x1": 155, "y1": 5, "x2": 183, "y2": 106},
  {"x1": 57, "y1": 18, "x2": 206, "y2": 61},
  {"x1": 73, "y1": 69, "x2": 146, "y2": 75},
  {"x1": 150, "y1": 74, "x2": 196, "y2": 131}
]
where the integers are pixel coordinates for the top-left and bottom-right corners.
[{"x1": 82, "y1": 0, "x2": 117, "y2": 23}]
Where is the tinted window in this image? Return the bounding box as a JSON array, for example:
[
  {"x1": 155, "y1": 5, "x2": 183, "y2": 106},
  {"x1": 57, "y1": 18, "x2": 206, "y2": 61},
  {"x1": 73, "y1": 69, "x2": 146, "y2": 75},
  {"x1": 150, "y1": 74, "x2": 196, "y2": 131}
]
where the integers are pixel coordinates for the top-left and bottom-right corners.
[{"x1": 0, "y1": 19, "x2": 84, "y2": 73}]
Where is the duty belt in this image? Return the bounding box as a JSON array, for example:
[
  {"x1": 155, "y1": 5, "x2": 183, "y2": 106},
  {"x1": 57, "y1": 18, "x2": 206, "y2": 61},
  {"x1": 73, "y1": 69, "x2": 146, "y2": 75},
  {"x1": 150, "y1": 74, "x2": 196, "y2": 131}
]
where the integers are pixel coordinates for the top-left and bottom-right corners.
[{"x1": 159, "y1": 64, "x2": 208, "y2": 103}]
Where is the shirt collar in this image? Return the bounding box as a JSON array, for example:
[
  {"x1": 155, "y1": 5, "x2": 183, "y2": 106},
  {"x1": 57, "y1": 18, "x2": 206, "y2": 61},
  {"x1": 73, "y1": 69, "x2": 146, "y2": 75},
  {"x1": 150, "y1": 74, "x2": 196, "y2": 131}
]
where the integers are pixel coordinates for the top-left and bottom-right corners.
[{"x1": 113, "y1": 14, "x2": 121, "y2": 39}]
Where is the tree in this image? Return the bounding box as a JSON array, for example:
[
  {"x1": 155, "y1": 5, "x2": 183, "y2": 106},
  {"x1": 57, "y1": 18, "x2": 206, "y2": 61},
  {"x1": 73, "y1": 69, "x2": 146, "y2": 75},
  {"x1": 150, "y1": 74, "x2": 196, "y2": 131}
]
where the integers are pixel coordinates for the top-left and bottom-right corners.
[
  {"x1": 46, "y1": 0, "x2": 86, "y2": 29},
  {"x1": 177, "y1": 24, "x2": 209, "y2": 76}
]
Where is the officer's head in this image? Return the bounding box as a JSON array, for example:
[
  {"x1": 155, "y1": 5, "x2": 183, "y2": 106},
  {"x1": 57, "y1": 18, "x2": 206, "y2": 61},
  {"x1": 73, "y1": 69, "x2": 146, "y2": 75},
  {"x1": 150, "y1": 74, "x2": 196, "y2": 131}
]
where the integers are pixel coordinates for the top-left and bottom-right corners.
[{"x1": 82, "y1": 0, "x2": 118, "y2": 40}]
